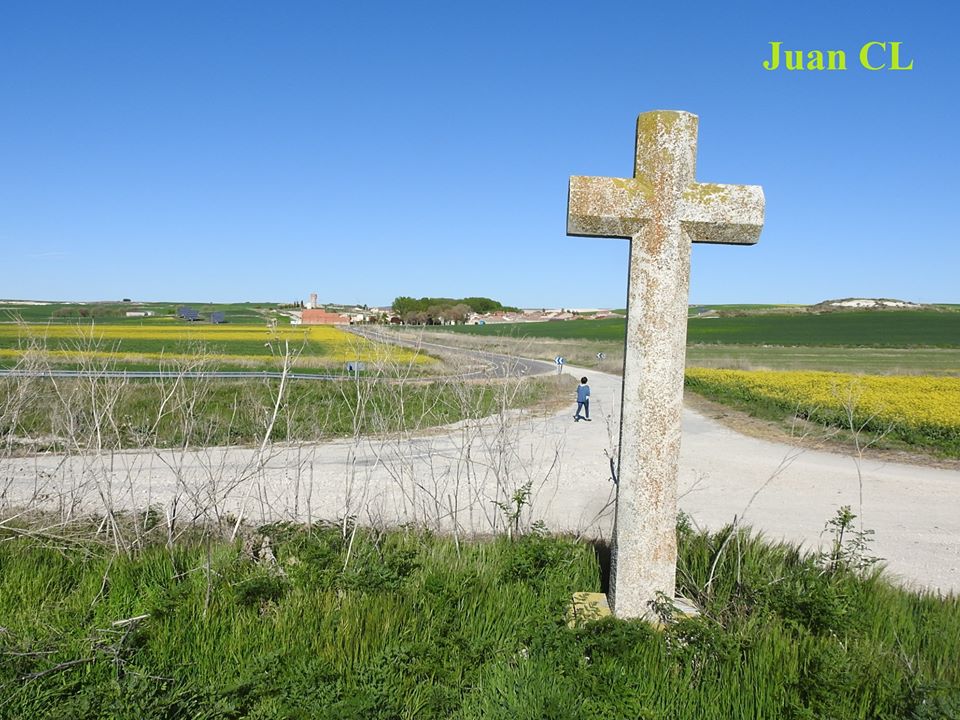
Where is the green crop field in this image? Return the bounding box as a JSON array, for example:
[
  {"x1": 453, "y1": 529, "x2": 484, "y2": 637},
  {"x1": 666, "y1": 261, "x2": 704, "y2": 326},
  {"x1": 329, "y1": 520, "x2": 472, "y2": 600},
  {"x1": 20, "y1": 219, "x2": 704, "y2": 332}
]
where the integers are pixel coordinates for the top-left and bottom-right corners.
[
  {"x1": 688, "y1": 303, "x2": 803, "y2": 316},
  {"x1": 685, "y1": 345, "x2": 960, "y2": 375},
  {"x1": 443, "y1": 317, "x2": 625, "y2": 341},
  {"x1": 439, "y1": 310, "x2": 960, "y2": 348},
  {"x1": 0, "y1": 301, "x2": 279, "y2": 325},
  {"x1": 686, "y1": 311, "x2": 960, "y2": 347}
]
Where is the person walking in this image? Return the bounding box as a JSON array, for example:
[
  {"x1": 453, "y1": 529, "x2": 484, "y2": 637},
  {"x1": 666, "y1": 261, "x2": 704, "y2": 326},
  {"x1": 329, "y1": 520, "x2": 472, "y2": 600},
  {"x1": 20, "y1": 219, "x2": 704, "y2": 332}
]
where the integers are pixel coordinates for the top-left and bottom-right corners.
[{"x1": 574, "y1": 376, "x2": 591, "y2": 422}]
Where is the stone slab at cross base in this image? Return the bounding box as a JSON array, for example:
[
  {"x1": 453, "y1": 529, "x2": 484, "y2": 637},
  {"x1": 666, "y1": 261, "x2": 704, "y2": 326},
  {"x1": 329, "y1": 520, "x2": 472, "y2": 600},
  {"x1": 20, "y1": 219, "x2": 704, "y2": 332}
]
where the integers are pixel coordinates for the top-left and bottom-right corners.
[
  {"x1": 567, "y1": 592, "x2": 611, "y2": 627},
  {"x1": 567, "y1": 110, "x2": 764, "y2": 619},
  {"x1": 568, "y1": 592, "x2": 701, "y2": 629}
]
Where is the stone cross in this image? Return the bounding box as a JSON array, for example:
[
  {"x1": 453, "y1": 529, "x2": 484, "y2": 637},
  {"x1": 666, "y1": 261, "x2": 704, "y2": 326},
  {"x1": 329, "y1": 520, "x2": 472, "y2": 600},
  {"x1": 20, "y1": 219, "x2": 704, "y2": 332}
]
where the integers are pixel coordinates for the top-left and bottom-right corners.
[{"x1": 567, "y1": 111, "x2": 764, "y2": 618}]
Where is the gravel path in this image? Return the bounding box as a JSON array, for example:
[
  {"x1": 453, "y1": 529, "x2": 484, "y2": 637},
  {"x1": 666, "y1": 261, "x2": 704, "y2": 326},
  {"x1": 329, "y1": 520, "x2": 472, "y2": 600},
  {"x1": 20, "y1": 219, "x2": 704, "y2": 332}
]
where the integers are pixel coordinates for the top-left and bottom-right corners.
[{"x1": 2, "y1": 365, "x2": 956, "y2": 594}]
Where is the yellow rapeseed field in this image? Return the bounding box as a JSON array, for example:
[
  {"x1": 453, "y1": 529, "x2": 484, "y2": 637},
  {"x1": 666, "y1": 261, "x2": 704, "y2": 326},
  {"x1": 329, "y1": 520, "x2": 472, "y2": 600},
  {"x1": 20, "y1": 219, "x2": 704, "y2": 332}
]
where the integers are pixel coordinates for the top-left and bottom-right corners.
[
  {"x1": 0, "y1": 323, "x2": 428, "y2": 367},
  {"x1": 1, "y1": 322, "x2": 363, "y2": 344},
  {"x1": 685, "y1": 368, "x2": 960, "y2": 453},
  {"x1": 0, "y1": 348, "x2": 275, "y2": 367}
]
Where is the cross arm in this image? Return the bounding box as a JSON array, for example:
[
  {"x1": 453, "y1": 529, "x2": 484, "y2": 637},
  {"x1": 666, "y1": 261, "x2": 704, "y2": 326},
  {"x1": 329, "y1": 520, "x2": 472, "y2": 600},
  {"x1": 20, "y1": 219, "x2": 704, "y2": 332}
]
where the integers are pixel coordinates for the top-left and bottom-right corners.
[
  {"x1": 567, "y1": 175, "x2": 654, "y2": 238},
  {"x1": 680, "y1": 182, "x2": 765, "y2": 245}
]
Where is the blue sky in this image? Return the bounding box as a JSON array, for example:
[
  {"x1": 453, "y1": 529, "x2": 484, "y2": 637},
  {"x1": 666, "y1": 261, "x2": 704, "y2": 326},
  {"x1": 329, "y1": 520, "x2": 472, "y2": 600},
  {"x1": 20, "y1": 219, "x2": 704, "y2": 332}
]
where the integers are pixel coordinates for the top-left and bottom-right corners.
[{"x1": 1, "y1": 1, "x2": 956, "y2": 308}]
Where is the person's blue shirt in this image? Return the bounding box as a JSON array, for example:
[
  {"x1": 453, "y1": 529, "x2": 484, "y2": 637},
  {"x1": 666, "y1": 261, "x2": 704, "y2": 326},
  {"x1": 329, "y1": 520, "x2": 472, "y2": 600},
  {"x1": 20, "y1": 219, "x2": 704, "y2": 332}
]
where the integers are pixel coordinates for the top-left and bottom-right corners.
[{"x1": 577, "y1": 384, "x2": 590, "y2": 402}]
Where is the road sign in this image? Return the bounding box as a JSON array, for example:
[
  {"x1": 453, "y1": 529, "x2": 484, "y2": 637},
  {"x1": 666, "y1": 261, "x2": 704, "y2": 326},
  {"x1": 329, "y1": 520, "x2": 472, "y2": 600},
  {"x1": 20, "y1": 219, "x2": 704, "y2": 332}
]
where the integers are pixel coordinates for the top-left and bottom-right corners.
[
  {"x1": 597, "y1": 352, "x2": 606, "y2": 360},
  {"x1": 555, "y1": 356, "x2": 565, "y2": 365}
]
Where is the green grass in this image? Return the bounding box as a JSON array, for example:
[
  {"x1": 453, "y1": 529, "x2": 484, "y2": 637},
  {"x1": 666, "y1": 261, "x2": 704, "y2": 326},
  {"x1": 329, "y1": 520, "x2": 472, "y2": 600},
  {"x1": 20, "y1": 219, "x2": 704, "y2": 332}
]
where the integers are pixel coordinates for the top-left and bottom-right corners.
[
  {"x1": 439, "y1": 311, "x2": 960, "y2": 348},
  {"x1": 687, "y1": 311, "x2": 960, "y2": 347},
  {"x1": 0, "y1": 376, "x2": 563, "y2": 450},
  {"x1": 444, "y1": 318, "x2": 626, "y2": 340},
  {"x1": 0, "y1": 522, "x2": 957, "y2": 719},
  {"x1": 686, "y1": 345, "x2": 960, "y2": 375}
]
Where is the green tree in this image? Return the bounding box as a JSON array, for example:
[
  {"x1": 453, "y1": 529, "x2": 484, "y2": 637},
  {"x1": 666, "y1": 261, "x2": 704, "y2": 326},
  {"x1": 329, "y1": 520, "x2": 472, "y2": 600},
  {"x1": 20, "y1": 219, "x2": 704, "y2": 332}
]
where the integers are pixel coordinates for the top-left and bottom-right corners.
[
  {"x1": 448, "y1": 303, "x2": 472, "y2": 324},
  {"x1": 392, "y1": 296, "x2": 419, "y2": 316}
]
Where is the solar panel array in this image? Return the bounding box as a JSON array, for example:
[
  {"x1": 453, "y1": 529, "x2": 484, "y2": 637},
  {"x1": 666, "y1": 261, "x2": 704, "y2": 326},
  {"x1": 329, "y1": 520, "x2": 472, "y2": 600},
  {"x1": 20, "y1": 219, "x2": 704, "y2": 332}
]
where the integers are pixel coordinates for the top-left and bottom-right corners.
[
  {"x1": 177, "y1": 306, "x2": 200, "y2": 321},
  {"x1": 210, "y1": 312, "x2": 226, "y2": 324}
]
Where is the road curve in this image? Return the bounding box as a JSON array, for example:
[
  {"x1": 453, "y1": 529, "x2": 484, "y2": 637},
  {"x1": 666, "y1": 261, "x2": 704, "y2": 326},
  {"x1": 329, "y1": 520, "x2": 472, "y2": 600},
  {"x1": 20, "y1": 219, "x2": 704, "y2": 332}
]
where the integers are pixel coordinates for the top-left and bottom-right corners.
[{"x1": 345, "y1": 326, "x2": 558, "y2": 379}]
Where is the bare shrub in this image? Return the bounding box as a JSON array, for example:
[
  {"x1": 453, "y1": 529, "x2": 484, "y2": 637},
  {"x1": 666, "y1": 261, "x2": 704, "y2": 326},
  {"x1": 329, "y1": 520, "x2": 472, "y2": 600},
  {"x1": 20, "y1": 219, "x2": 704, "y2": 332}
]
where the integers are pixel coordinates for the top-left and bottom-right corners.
[{"x1": 1, "y1": 326, "x2": 569, "y2": 553}]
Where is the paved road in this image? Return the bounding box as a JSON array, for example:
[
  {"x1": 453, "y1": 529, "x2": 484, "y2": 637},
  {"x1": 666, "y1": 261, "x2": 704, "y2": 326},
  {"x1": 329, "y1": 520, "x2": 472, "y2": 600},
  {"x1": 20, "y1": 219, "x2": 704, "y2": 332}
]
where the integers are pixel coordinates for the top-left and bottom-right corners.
[
  {"x1": 345, "y1": 326, "x2": 558, "y2": 379},
  {"x1": 1, "y1": 358, "x2": 957, "y2": 594}
]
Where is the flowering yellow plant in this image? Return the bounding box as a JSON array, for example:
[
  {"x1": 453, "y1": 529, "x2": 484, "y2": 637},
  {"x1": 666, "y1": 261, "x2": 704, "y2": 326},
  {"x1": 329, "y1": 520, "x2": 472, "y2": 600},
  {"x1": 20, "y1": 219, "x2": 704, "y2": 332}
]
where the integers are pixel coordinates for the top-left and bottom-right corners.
[
  {"x1": 0, "y1": 323, "x2": 428, "y2": 367},
  {"x1": 685, "y1": 368, "x2": 960, "y2": 453}
]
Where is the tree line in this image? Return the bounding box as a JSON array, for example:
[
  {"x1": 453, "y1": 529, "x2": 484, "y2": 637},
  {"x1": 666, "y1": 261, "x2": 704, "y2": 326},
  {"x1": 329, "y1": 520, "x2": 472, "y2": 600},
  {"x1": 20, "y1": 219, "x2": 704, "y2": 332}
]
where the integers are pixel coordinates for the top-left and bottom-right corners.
[{"x1": 391, "y1": 296, "x2": 519, "y2": 325}]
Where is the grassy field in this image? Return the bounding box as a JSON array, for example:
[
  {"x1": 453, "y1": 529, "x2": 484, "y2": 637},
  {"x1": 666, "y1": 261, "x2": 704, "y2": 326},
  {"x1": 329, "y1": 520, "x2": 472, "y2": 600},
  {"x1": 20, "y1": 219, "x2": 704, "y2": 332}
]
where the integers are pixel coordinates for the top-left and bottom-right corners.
[
  {"x1": 416, "y1": 306, "x2": 960, "y2": 376},
  {"x1": 439, "y1": 310, "x2": 960, "y2": 348},
  {"x1": 689, "y1": 303, "x2": 804, "y2": 315},
  {"x1": 0, "y1": 301, "x2": 280, "y2": 324},
  {"x1": 7, "y1": 306, "x2": 960, "y2": 375},
  {"x1": 408, "y1": 328, "x2": 960, "y2": 378},
  {"x1": 686, "y1": 311, "x2": 960, "y2": 347},
  {"x1": 0, "y1": 522, "x2": 957, "y2": 719},
  {"x1": 443, "y1": 317, "x2": 627, "y2": 341},
  {"x1": 0, "y1": 323, "x2": 429, "y2": 372},
  {"x1": 0, "y1": 374, "x2": 567, "y2": 450},
  {"x1": 685, "y1": 345, "x2": 960, "y2": 375}
]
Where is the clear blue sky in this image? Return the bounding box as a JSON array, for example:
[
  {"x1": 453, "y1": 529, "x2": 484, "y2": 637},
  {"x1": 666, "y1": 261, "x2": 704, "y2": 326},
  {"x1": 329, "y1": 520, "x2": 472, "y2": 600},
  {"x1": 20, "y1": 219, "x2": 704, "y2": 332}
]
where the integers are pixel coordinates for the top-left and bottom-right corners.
[{"x1": 1, "y1": 1, "x2": 956, "y2": 308}]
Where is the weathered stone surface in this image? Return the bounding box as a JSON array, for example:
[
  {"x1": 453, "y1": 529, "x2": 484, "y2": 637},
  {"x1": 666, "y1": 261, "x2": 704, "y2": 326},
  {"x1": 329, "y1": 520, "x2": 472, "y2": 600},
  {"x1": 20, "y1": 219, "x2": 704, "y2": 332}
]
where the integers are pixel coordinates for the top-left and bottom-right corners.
[
  {"x1": 567, "y1": 591, "x2": 612, "y2": 627},
  {"x1": 567, "y1": 111, "x2": 764, "y2": 619}
]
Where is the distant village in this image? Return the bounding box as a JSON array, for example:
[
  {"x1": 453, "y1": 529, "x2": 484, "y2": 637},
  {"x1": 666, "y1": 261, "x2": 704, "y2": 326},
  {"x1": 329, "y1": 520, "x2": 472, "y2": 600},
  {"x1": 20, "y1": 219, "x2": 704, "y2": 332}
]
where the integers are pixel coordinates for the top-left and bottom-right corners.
[{"x1": 290, "y1": 293, "x2": 621, "y2": 326}]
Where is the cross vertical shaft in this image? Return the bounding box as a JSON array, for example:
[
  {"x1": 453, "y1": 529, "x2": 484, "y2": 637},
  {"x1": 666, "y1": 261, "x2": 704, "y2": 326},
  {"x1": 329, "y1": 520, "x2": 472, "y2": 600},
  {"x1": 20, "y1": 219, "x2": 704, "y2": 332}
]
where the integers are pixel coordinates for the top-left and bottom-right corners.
[
  {"x1": 614, "y1": 112, "x2": 697, "y2": 614},
  {"x1": 567, "y1": 111, "x2": 764, "y2": 619}
]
